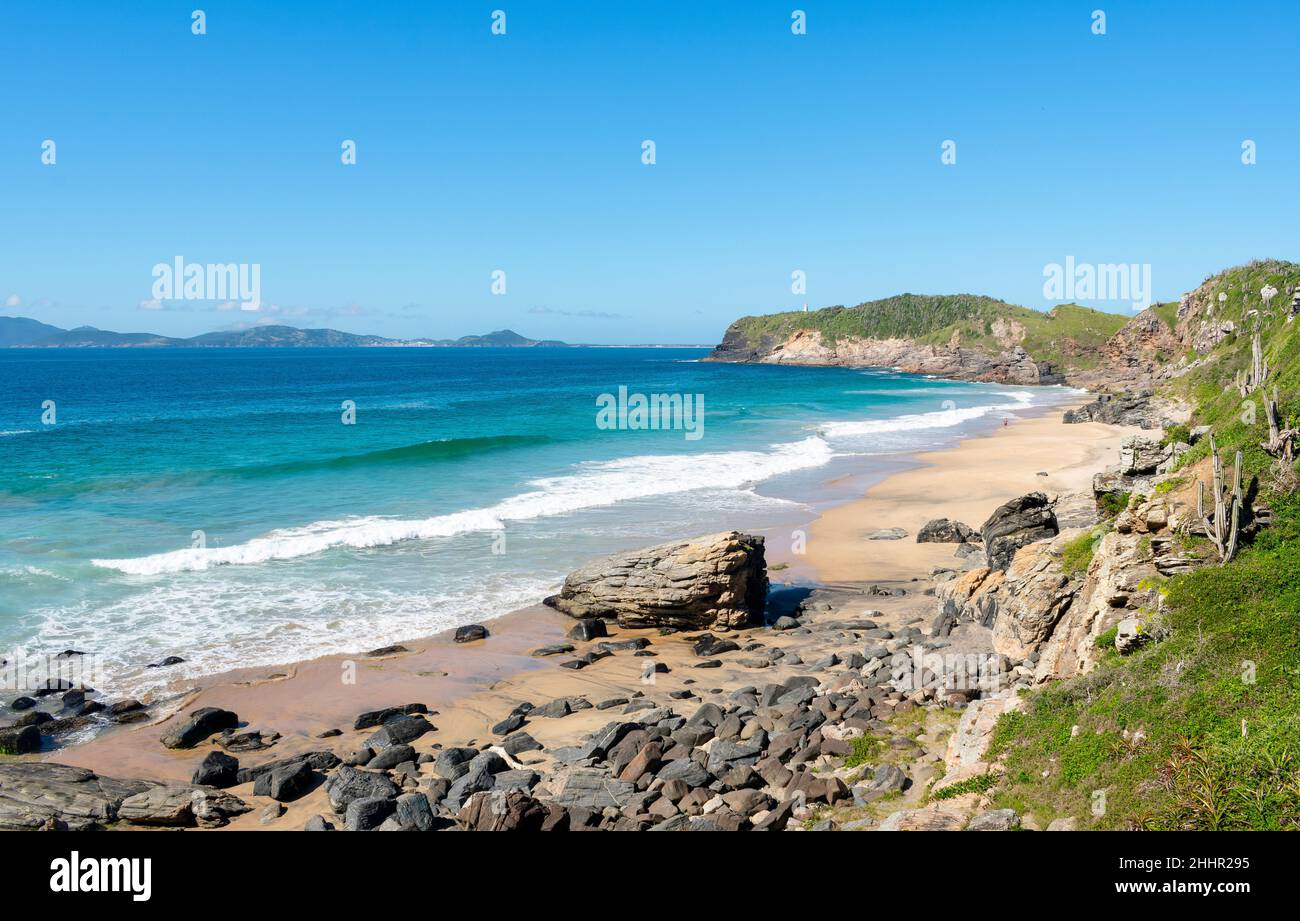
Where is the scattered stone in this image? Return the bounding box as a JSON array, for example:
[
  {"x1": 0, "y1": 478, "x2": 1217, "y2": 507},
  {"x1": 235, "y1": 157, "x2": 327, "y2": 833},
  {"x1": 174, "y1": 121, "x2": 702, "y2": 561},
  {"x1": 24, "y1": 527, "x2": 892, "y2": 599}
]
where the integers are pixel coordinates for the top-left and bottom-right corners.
[
  {"x1": 454, "y1": 624, "x2": 489, "y2": 644},
  {"x1": 364, "y1": 644, "x2": 410, "y2": 657},
  {"x1": 532, "y1": 643, "x2": 575, "y2": 657},
  {"x1": 146, "y1": 656, "x2": 186, "y2": 669},
  {"x1": 865, "y1": 527, "x2": 908, "y2": 540}
]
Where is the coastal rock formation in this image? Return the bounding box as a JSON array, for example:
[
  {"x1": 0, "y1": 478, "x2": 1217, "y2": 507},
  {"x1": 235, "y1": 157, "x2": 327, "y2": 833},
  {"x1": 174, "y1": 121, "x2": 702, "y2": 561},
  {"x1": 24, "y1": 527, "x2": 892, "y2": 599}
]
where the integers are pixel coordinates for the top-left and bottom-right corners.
[
  {"x1": 544, "y1": 531, "x2": 768, "y2": 630},
  {"x1": 980, "y1": 493, "x2": 1058, "y2": 571},
  {"x1": 1119, "y1": 436, "x2": 1164, "y2": 475},
  {"x1": 0, "y1": 762, "x2": 152, "y2": 831},
  {"x1": 938, "y1": 692, "x2": 1025, "y2": 791},
  {"x1": 708, "y1": 328, "x2": 1061, "y2": 385},
  {"x1": 989, "y1": 533, "x2": 1079, "y2": 661}
]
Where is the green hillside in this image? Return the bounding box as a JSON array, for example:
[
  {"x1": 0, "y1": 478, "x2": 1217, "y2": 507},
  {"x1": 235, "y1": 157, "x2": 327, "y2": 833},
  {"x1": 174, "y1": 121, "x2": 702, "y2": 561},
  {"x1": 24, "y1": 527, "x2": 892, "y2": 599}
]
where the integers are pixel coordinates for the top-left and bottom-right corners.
[
  {"x1": 986, "y1": 260, "x2": 1300, "y2": 829},
  {"x1": 720, "y1": 294, "x2": 1129, "y2": 370}
]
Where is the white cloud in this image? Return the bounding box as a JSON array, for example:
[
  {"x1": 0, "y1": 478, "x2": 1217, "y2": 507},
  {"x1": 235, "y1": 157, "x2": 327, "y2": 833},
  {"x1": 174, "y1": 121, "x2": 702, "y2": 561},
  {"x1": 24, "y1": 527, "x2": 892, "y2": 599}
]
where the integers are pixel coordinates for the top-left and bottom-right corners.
[
  {"x1": 137, "y1": 298, "x2": 164, "y2": 310},
  {"x1": 4, "y1": 294, "x2": 21, "y2": 308}
]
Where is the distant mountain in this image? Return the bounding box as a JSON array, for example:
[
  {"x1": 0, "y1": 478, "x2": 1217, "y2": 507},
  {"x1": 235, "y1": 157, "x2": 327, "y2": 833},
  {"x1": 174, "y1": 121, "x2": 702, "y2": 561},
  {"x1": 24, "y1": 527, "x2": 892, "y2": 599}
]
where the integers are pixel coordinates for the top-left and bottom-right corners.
[
  {"x1": 445, "y1": 329, "x2": 568, "y2": 348},
  {"x1": 25, "y1": 325, "x2": 184, "y2": 348},
  {"x1": 0, "y1": 318, "x2": 570, "y2": 349},
  {"x1": 0, "y1": 316, "x2": 67, "y2": 347},
  {"x1": 186, "y1": 326, "x2": 405, "y2": 348}
]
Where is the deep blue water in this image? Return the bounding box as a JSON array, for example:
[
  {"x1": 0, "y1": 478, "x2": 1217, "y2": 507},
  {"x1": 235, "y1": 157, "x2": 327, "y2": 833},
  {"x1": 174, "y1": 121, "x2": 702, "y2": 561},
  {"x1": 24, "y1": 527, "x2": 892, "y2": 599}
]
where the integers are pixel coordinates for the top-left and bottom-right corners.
[{"x1": 0, "y1": 347, "x2": 1075, "y2": 696}]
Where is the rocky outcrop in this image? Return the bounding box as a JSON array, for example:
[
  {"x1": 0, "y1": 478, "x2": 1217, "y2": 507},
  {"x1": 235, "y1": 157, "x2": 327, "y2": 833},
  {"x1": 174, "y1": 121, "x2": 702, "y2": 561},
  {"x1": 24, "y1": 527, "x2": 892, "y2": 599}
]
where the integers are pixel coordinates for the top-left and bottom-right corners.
[
  {"x1": 544, "y1": 531, "x2": 768, "y2": 630},
  {"x1": 1063, "y1": 391, "x2": 1163, "y2": 428},
  {"x1": 1028, "y1": 529, "x2": 1148, "y2": 681},
  {"x1": 1119, "y1": 436, "x2": 1164, "y2": 475},
  {"x1": 980, "y1": 493, "x2": 1058, "y2": 571},
  {"x1": 1093, "y1": 309, "x2": 1184, "y2": 391},
  {"x1": 936, "y1": 691, "x2": 1024, "y2": 792},
  {"x1": 0, "y1": 763, "x2": 152, "y2": 830},
  {"x1": 708, "y1": 328, "x2": 1062, "y2": 385},
  {"x1": 990, "y1": 533, "x2": 1080, "y2": 660}
]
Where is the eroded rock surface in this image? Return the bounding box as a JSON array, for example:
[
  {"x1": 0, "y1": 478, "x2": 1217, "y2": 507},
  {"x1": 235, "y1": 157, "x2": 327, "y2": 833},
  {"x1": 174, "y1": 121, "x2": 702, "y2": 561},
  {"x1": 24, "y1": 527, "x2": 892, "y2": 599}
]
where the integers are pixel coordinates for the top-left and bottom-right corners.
[{"x1": 545, "y1": 531, "x2": 767, "y2": 630}]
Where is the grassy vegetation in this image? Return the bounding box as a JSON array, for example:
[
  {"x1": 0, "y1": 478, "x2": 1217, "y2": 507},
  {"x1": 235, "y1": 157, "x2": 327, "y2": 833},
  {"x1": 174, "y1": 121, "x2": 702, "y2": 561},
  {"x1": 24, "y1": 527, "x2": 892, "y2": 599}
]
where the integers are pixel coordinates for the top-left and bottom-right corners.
[
  {"x1": 931, "y1": 773, "x2": 997, "y2": 801},
  {"x1": 843, "y1": 734, "x2": 887, "y2": 769},
  {"x1": 986, "y1": 262, "x2": 1300, "y2": 829},
  {"x1": 1097, "y1": 490, "x2": 1131, "y2": 518},
  {"x1": 1060, "y1": 526, "x2": 1107, "y2": 578},
  {"x1": 722, "y1": 294, "x2": 1128, "y2": 371}
]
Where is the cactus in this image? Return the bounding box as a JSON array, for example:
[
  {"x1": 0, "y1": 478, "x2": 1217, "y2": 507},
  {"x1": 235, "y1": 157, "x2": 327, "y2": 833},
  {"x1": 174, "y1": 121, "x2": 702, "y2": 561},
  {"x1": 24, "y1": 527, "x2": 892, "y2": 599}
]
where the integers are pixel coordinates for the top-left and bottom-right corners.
[
  {"x1": 1237, "y1": 329, "x2": 1269, "y2": 395},
  {"x1": 1261, "y1": 385, "x2": 1297, "y2": 463},
  {"x1": 1197, "y1": 433, "x2": 1243, "y2": 564}
]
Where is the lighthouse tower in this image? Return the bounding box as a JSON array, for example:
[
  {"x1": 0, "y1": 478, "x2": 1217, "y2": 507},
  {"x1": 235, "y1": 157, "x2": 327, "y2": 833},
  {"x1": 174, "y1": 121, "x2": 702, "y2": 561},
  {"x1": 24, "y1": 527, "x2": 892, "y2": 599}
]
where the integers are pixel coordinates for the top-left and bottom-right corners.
[{"x1": 803, "y1": 302, "x2": 809, "y2": 313}]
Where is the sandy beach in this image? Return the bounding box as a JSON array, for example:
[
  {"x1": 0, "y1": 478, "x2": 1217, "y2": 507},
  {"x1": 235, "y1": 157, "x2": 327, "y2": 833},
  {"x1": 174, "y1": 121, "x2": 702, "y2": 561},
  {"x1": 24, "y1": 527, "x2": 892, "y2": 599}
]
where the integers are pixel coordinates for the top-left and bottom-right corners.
[{"x1": 29, "y1": 403, "x2": 1144, "y2": 829}]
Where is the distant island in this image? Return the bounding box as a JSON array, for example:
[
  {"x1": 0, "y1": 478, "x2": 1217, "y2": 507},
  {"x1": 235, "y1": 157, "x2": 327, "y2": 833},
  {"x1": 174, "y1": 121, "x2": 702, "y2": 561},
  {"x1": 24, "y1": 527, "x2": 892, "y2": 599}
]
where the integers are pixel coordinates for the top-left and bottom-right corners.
[{"x1": 0, "y1": 319, "x2": 569, "y2": 349}]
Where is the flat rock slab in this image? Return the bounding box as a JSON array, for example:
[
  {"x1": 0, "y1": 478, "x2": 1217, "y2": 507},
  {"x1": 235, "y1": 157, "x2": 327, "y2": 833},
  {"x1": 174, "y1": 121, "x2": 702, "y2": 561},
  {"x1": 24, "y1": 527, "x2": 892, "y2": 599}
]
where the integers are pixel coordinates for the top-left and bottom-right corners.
[
  {"x1": 550, "y1": 768, "x2": 636, "y2": 810},
  {"x1": 0, "y1": 762, "x2": 152, "y2": 831},
  {"x1": 878, "y1": 807, "x2": 968, "y2": 831}
]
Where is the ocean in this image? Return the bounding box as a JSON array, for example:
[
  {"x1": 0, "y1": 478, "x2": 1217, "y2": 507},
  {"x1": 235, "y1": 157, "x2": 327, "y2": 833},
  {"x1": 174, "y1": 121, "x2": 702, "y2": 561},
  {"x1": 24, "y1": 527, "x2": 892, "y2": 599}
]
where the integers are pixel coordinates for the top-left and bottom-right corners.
[{"x1": 0, "y1": 347, "x2": 1078, "y2": 699}]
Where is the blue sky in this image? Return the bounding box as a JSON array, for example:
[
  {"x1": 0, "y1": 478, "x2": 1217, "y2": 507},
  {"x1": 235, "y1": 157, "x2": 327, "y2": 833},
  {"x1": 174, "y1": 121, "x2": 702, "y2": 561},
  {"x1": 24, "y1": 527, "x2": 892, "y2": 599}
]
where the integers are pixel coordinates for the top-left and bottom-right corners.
[{"x1": 2, "y1": 0, "x2": 1298, "y2": 343}]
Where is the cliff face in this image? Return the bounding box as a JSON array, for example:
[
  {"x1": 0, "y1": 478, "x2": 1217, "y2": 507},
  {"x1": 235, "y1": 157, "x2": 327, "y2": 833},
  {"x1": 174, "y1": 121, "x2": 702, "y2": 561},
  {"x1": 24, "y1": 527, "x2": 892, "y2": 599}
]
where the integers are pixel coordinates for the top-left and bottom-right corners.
[
  {"x1": 709, "y1": 327, "x2": 1062, "y2": 385},
  {"x1": 705, "y1": 295, "x2": 1125, "y2": 386}
]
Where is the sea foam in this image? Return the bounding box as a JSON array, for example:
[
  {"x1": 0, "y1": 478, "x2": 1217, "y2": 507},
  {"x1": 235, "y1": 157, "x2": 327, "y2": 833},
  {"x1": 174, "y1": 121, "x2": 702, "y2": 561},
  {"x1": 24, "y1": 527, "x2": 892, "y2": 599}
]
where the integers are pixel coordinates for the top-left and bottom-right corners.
[{"x1": 92, "y1": 435, "x2": 836, "y2": 574}]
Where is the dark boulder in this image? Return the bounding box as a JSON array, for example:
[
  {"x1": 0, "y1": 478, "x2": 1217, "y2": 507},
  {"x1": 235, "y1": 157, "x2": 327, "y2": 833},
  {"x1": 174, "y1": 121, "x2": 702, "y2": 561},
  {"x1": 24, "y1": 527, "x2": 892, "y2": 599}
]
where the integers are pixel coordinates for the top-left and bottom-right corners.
[
  {"x1": 345, "y1": 795, "x2": 396, "y2": 831},
  {"x1": 916, "y1": 518, "x2": 980, "y2": 544},
  {"x1": 0, "y1": 725, "x2": 41, "y2": 755},
  {"x1": 363, "y1": 715, "x2": 433, "y2": 751},
  {"x1": 160, "y1": 707, "x2": 239, "y2": 749},
  {"x1": 324, "y1": 766, "x2": 399, "y2": 814},
  {"x1": 192, "y1": 751, "x2": 239, "y2": 788},
  {"x1": 693, "y1": 634, "x2": 740, "y2": 658},
  {"x1": 567, "y1": 618, "x2": 608, "y2": 642},
  {"x1": 263, "y1": 761, "x2": 317, "y2": 803},
  {"x1": 453, "y1": 624, "x2": 488, "y2": 643},
  {"x1": 367, "y1": 744, "x2": 416, "y2": 771},
  {"x1": 980, "y1": 492, "x2": 1058, "y2": 571}
]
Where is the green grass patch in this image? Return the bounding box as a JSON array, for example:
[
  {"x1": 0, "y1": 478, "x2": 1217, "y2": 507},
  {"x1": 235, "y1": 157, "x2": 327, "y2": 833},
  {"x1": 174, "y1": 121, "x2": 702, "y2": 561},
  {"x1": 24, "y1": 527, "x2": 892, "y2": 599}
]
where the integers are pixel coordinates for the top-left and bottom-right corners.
[
  {"x1": 843, "y1": 734, "x2": 887, "y2": 769},
  {"x1": 1061, "y1": 526, "x2": 1106, "y2": 578},
  {"x1": 932, "y1": 773, "x2": 997, "y2": 801}
]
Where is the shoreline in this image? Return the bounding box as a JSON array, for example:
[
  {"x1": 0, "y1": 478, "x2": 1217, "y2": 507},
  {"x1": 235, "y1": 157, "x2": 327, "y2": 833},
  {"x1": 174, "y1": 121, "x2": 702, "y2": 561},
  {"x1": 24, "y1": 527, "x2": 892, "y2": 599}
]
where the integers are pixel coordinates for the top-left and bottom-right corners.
[{"x1": 34, "y1": 399, "x2": 1144, "y2": 828}]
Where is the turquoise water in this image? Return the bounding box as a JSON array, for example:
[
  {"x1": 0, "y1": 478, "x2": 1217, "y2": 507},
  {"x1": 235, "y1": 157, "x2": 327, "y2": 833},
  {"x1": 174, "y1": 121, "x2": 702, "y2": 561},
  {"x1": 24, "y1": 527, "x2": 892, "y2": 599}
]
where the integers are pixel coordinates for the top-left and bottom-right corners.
[{"x1": 0, "y1": 348, "x2": 1077, "y2": 697}]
